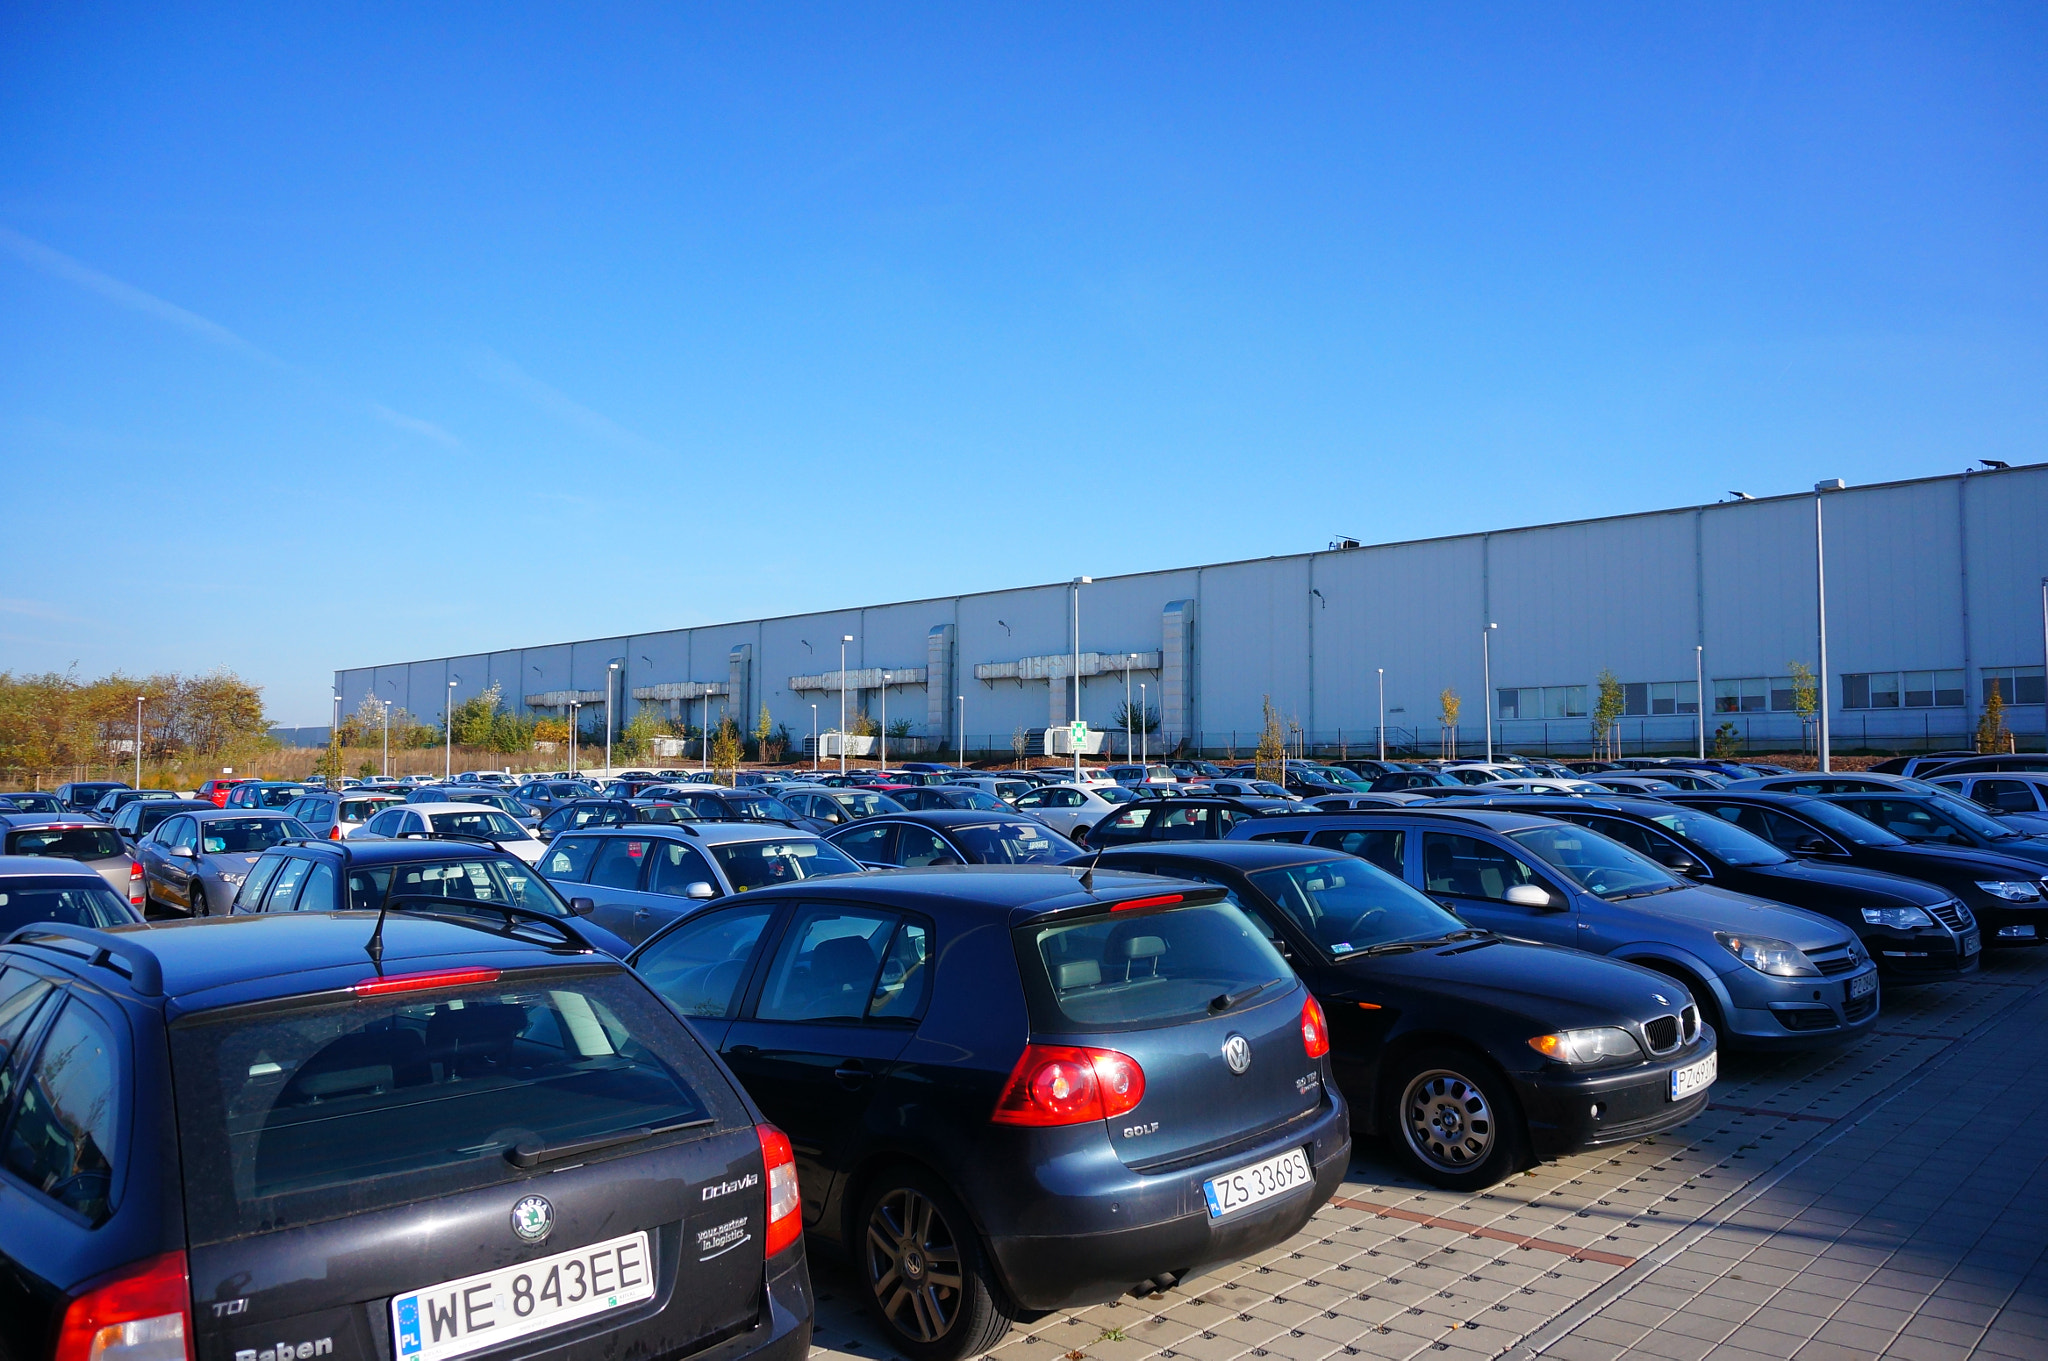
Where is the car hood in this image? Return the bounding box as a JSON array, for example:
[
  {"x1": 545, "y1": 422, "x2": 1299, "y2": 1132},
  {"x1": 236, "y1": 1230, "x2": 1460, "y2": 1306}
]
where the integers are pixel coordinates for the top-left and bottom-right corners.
[
  {"x1": 1856, "y1": 840, "x2": 2048, "y2": 879},
  {"x1": 1596, "y1": 882, "x2": 1851, "y2": 951},
  {"x1": 1330, "y1": 937, "x2": 1685, "y2": 1030},
  {"x1": 1741, "y1": 857, "x2": 1953, "y2": 907},
  {"x1": 200, "y1": 851, "x2": 263, "y2": 874}
]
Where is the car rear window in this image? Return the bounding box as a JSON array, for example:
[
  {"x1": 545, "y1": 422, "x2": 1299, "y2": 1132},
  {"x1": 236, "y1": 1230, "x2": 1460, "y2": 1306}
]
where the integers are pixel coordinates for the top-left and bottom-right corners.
[
  {"x1": 198, "y1": 818, "x2": 310, "y2": 853},
  {"x1": 0, "y1": 881, "x2": 133, "y2": 932},
  {"x1": 949, "y1": 821, "x2": 1074, "y2": 864},
  {"x1": 169, "y1": 969, "x2": 738, "y2": 1244},
  {"x1": 709, "y1": 838, "x2": 862, "y2": 891},
  {"x1": 6, "y1": 827, "x2": 124, "y2": 860},
  {"x1": 1022, "y1": 900, "x2": 1290, "y2": 1032}
]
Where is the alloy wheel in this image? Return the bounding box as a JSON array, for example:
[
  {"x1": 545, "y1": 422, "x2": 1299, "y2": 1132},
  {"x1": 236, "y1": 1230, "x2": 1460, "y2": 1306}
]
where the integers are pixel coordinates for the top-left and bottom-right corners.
[
  {"x1": 865, "y1": 1185, "x2": 965, "y2": 1344},
  {"x1": 1401, "y1": 1067, "x2": 1495, "y2": 1172}
]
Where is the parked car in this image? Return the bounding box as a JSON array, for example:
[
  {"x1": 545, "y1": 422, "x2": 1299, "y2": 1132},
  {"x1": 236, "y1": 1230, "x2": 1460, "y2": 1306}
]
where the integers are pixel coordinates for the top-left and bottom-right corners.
[
  {"x1": 1166, "y1": 759, "x2": 1225, "y2": 781},
  {"x1": 52, "y1": 780, "x2": 130, "y2": 815},
  {"x1": 643, "y1": 785, "x2": 812, "y2": 828},
  {"x1": 540, "y1": 823, "x2": 866, "y2": 947},
  {"x1": 281, "y1": 789, "x2": 404, "y2": 839},
  {"x1": 0, "y1": 907, "x2": 812, "y2": 1361},
  {"x1": 0, "y1": 813, "x2": 142, "y2": 905},
  {"x1": 1083, "y1": 797, "x2": 1293, "y2": 849},
  {"x1": 408, "y1": 784, "x2": 543, "y2": 826},
  {"x1": 110, "y1": 796, "x2": 216, "y2": 844},
  {"x1": 352, "y1": 801, "x2": 548, "y2": 863},
  {"x1": 830, "y1": 811, "x2": 1082, "y2": 868},
  {"x1": 1303, "y1": 792, "x2": 1432, "y2": 810},
  {"x1": 0, "y1": 792, "x2": 64, "y2": 814},
  {"x1": 1006, "y1": 782, "x2": 1145, "y2": 842},
  {"x1": 1931, "y1": 771, "x2": 2048, "y2": 818},
  {"x1": 1668, "y1": 791, "x2": 2048, "y2": 950},
  {"x1": 775, "y1": 786, "x2": 910, "y2": 828},
  {"x1": 535, "y1": 798, "x2": 645, "y2": 839},
  {"x1": 514, "y1": 777, "x2": 603, "y2": 815},
  {"x1": 627, "y1": 865, "x2": 1350, "y2": 1358},
  {"x1": 1587, "y1": 776, "x2": 1682, "y2": 796},
  {"x1": 1720, "y1": 771, "x2": 1945, "y2": 796},
  {"x1": 135, "y1": 808, "x2": 310, "y2": 915},
  {"x1": 1870, "y1": 750, "x2": 1985, "y2": 778},
  {"x1": 946, "y1": 775, "x2": 1038, "y2": 804},
  {"x1": 890, "y1": 785, "x2": 1016, "y2": 814},
  {"x1": 0, "y1": 853, "x2": 143, "y2": 932},
  {"x1": 1085, "y1": 841, "x2": 1717, "y2": 1188},
  {"x1": 89, "y1": 787, "x2": 181, "y2": 820},
  {"x1": 1207, "y1": 778, "x2": 1298, "y2": 800},
  {"x1": 224, "y1": 780, "x2": 313, "y2": 809},
  {"x1": 1499, "y1": 796, "x2": 1980, "y2": 981},
  {"x1": 1228, "y1": 807, "x2": 1879, "y2": 1048},
  {"x1": 1474, "y1": 778, "x2": 1616, "y2": 797},
  {"x1": 1911, "y1": 753, "x2": 2048, "y2": 778},
  {"x1": 1105, "y1": 764, "x2": 1180, "y2": 788},
  {"x1": 1818, "y1": 791, "x2": 2048, "y2": 858},
  {"x1": 193, "y1": 776, "x2": 254, "y2": 806}
]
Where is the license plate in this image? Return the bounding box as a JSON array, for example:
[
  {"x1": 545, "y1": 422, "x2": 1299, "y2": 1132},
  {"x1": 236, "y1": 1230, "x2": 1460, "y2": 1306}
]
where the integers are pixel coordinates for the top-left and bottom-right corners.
[
  {"x1": 1962, "y1": 931, "x2": 1981, "y2": 955},
  {"x1": 391, "y1": 1230, "x2": 654, "y2": 1361},
  {"x1": 1670, "y1": 1051, "x2": 1716, "y2": 1101},
  {"x1": 1847, "y1": 972, "x2": 1876, "y2": 999},
  {"x1": 1203, "y1": 1148, "x2": 1313, "y2": 1220}
]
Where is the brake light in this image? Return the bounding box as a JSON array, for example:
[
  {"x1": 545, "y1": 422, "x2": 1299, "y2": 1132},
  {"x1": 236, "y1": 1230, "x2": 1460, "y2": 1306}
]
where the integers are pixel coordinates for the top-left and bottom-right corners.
[
  {"x1": 1301, "y1": 996, "x2": 1331, "y2": 1059},
  {"x1": 129, "y1": 862, "x2": 145, "y2": 907},
  {"x1": 352, "y1": 966, "x2": 501, "y2": 997},
  {"x1": 757, "y1": 1123, "x2": 802, "y2": 1256},
  {"x1": 329, "y1": 825, "x2": 343, "y2": 839},
  {"x1": 55, "y1": 1251, "x2": 193, "y2": 1361},
  {"x1": 991, "y1": 1044, "x2": 1145, "y2": 1126},
  {"x1": 1112, "y1": 893, "x2": 1183, "y2": 913}
]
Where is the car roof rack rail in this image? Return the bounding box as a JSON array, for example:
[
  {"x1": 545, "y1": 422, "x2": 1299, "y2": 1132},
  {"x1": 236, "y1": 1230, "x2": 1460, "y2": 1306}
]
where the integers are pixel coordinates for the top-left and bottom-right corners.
[
  {"x1": 4, "y1": 922, "x2": 164, "y2": 997},
  {"x1": 395, "y1": 830, "x2": 502, "y2": 846},
  {"x1": 377, "y1": 896, "x2": 597, "y2": 953}
]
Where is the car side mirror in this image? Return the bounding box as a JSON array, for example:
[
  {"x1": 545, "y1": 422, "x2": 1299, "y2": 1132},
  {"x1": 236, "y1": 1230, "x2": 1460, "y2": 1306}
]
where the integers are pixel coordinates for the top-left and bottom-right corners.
[
  {"x1": 1502, "y1": 884, "x2": 1558, "y2": 909},
  {"x1": 569, "y1": 897, "x2": 596, "y2": 916},
  {"x1": 684, "y1": 881, "x2": 716, "y2": 900},
  {"x1": 1658, "y1": 851, "x2": 1702, "y2": 876},
  {"x1": 171, "y1": 845, "x2": 194, "y2": 859},
  {"x1": 1795, "y1": 837, "x2": 1832, "y2": 856}
]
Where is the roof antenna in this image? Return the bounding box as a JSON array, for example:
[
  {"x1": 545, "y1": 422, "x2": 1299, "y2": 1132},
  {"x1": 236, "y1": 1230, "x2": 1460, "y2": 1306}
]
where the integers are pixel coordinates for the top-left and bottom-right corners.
[
  {"x1": 1078, "y1": 847, "x2": 1105, "y2": 894},
  {"x1": 365, "y1": 902, "x2": 390, "y2": 970}
]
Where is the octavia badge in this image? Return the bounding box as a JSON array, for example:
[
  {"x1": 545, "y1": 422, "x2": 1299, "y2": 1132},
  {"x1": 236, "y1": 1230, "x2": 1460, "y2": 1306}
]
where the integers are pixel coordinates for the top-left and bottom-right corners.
[
  {"x1": 1223, "y1": 1034, "x2": 1252, "y2": 1075},
  {"x1": 511, "y1": 1195, "x2": 554, "y2": 1243}
]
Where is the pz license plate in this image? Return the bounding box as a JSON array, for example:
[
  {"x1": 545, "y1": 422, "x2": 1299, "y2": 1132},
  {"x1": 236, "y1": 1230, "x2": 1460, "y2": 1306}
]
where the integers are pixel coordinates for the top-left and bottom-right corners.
[
  {"x1": 1670, "y1": 1051, "x2": 1716, "y2": 1101},
  {"x1": 391, "y1": 1230, "x2": 654, "y2": 1361},
  {"x1": 1847, "y1": 972, "x2": 1877, "y2": 999},
  {"x1": 1203, "y1": 1148, "x2": 1313, "y2": 1220}
]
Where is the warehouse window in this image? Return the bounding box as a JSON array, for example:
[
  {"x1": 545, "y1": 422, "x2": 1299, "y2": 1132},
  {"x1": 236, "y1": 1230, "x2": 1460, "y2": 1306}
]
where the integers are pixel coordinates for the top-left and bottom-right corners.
[
  {"x1": 1842, "y1": 670, "x2": 1965, "y2": 710},
  {"x1": 1496, "y1": 686, "x2": 1587, "y2": 720},
  {"x1": 1981, "y1": 667, "x2": 2044, "y2": 708},
  {"x1": 1621, "y1": 681, "x2": 1699, "y2": 717},
  {"x1": 1713, "y1": 678, "x2": 1768, "y2": 714}
]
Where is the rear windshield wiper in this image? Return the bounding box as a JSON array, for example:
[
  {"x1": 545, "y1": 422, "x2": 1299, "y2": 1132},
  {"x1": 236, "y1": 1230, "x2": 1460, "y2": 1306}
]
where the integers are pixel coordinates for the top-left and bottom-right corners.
[
  {"x1": 504, "y1": 1116, "x2": 714, "y2": 1168},
  {"x1": 1209, "y1": 981, "x2": 1274, "y2": 1013}
]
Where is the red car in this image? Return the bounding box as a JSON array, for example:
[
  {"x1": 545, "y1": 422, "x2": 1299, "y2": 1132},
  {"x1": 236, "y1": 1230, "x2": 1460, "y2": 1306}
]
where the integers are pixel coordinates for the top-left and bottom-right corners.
[{"x1": 193, "y1": 776, "x2": 253, "y2": 807}]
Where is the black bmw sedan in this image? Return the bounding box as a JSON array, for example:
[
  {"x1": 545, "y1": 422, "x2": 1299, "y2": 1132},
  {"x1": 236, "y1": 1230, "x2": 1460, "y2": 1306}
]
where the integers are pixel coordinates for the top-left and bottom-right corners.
[
  {"x1": 1083, "y1": 841, "x2": 1718, "y2": 1191},
  {"x1": 1498, "y1": 796, "x2": 1980, "y2": 981}
]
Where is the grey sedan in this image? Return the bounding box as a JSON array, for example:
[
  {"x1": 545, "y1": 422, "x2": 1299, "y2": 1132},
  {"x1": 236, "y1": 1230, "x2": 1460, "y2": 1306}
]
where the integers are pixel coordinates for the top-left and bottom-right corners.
[
  {"x1": 0, "y1": 814, "x2": 140, "y2": 906},
  {"x1": 135, "y1": 808, "x2": 310, "y2": 916}
]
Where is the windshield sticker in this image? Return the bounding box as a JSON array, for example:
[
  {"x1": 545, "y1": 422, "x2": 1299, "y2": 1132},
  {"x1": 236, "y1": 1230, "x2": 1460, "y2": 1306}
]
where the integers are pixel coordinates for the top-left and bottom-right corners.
[{"x1": 1330, "y1": 942, "x2": 1354, "y2": 954}]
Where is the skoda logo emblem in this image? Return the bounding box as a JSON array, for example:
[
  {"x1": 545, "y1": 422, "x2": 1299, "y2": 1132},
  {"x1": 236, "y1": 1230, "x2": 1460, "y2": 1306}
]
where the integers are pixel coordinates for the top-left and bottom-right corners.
[
  {"x1": 1223, "y1": 1034, "x2": 1252, "y2": 1075},
  {"x1": 511, "y1": 1195, "x2": 554, "y2": 1243}
]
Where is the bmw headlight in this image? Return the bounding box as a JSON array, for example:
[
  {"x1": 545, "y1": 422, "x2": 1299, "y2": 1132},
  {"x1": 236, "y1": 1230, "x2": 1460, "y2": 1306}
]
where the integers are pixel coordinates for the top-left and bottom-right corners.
[
  {"x1": 1861, "y1": 906, "x2": 1933, "y2": 929},
  {"x1": 1714, "y1": 932, "x2": 1820, "y2": 977},
  {"x1": 1527, "y1": 1027, "x2": 1643, "y2": 1066},
  {"x1": 1975, "y1": 881, "x2": 2045, "y2": 902}
]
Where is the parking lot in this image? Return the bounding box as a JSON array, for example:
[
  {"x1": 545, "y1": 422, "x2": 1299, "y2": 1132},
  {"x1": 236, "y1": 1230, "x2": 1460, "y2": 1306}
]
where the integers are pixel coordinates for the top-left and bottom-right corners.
[{"x1": 806, "y1": 949, "x2": 2048, "y2": 1361}]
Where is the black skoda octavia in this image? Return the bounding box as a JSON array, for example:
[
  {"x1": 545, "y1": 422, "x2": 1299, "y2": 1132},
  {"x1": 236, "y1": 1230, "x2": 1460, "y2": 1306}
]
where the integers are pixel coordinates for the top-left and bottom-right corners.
[
  {"x1": 0, "y1": 910, "x2": 812, "y2": 1361},
  {"x1": 627, "y1": 865, "x2": 1350, "y2": 1361}
]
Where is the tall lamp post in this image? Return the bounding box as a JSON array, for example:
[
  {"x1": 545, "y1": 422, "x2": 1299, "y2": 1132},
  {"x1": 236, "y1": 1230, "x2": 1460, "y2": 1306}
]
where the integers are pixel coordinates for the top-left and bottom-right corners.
[
  {"x1": 839, "y1": 636, "x2": 853, "y2": 773},
  {"x1": 1481, "y1": 623, "x2": 1499, "y2": 763},
  {"x1": 1139, "y1": 681, "x2": 1148, "y2": 765},
  {"x1": 1694, "y1": 645, "x2": 1706, "y2": 760},
  {"x1": 381, "y1": 700, "x2": 391, "y2": 778},
  {"x1": 568, "y1": 701, "x2": 581, "y2": 777},
  {"x1": 331, "y1": 692, "x2": 341, "y2": 784},
  {"x1": 2039, "y1": 577, "x2": 2048, "y2": 749},
  {"x1": 1814, "y1": 480, "x2": 1845, "y2": 772},
  {"x1": 134, "y1": 695, "x2": 145, "y2": 788},
  {"x1": 1124, "y1": 653, "x2": 1135, "y2": 761},
  {"x1": 444, "y1": 677, "x2": 459, "y2": 780},
  {"x1": 957, "y1": 695, "x2": 965, "y2": 767},
  {"x1": 605, "y1": 662, "x2": 619, "y2": 776},
  {"x1": 810, "y1": 704, "x2": 819, "y2": 770},
  {"x1": 1376, "y1": 668, "x2": 1386, "y2": 762},
  {"x1": 1070, "y1": 577, "x2": 1091, "y2": 784},
  {"x1": 878, "y1": 671, "x2": 890, "y2": 769}
]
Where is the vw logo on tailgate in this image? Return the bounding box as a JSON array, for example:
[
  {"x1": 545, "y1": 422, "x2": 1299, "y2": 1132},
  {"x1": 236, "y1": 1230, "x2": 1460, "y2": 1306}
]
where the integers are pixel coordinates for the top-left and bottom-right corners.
[{"x1": 1222, "y1": 1034, "x2": 1252, "y2": 1075}]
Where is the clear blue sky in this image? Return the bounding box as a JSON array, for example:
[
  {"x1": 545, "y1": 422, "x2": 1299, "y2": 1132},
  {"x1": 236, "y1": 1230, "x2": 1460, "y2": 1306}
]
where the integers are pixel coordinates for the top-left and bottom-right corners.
[{"x1": 3, "y1": 4, "x2": 2042, "y2": 723}]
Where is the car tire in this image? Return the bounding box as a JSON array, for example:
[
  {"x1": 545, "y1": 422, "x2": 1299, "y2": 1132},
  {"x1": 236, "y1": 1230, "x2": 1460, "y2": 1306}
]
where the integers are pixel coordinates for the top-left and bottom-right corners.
[
  {"x1": 856, "y1": 1165, "x2": 1015, "y2": 1361},
  {"x1": 1382, "y1": 1046, "x2": 1526, "y2": 1192},
  {"x1": 189, "y1": 883, "x2": 211, "y2": 917}
]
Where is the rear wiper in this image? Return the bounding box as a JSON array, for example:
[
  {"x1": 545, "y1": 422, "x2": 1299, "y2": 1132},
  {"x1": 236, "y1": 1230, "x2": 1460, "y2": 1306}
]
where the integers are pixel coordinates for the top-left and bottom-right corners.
[
  {"x1": 504, "y1": 1116, "x2": 714, "y2": 1168},
  {"x1": 1209, "y1": 981, "x2": 1273, "y2": 1013}
]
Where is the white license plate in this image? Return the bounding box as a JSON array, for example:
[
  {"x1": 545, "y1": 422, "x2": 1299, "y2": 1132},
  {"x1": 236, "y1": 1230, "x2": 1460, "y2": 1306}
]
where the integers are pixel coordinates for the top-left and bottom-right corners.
[
  {"x1": 1670, "y1": 1051, "x2": 1716, "y2": 1101},
  {"x1": 1203, "y1": 1148, "x2": 1313, "y2": 1219},
  {"x1": 391, "y1": 1230, "x2": 654, "y2": 1361},
  {"x1": 1847, "y1": 972, "x2": 1877, "y2": 999}
]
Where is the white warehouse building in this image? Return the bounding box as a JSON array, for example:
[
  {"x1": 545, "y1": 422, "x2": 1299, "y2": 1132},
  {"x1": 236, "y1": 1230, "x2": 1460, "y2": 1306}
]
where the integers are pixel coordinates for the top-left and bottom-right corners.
[{"x1": 337, "y1": 462, "x2": 2048, "y2": 760}]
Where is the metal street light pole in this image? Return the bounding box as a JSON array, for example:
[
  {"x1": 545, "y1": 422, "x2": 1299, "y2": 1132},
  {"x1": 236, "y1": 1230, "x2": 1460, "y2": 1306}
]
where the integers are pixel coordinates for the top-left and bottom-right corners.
[
  {"x1": 445, "y1": 678, "x2": 458, "y2": 780},
  {"x1": 1481, "y1": 623, "x2": 1499, "y2": 763},
  {"x1": 1125, "y1": 654, "x2": 1133, "y2": 761},
  {"x1": 840, "y1": 636, "x2": 853, "y2": 774},
  {"x1": 957, "y1": 695, "x2": 965, "y2": 767},
  {"x1": 134, "y1": 695, "x2": 144, "y2": 787},
  {"x1": 1071, "y1": 577, "x2": 1091, "y2": 784},
  {"x1": 569, "y1": 702, "x2": 580, "y2": 776},
  {"x1": 811, "y1": 704, "x2": 819, "y2": 770},
  {"x1": 1695, "y1": 645, "x2": 1706, "y2": 760},
  {"x1": 879, "y1": 672, "x2": 889, "y2": 769},
  {"x1": 1139, "y1": 682, "x2": 1147, "y2": 765},
  {"x1": 1814, "y1": 480, "x2": 1844, "y2": 772},
  {"x1": 605, "y1": 662, "x2": 619, "y2": 777},
  {"x1": 1377, "y1": 668, "x2": 1385, "y2": 762},
  {"x1": 2039, "y1": 577, "x2": 2047, "y2": 750},
  {"x1": 331, "y1": 692, "x2": 341, "y2": 784},
  {"x1": 381, "y1": 701, "x2": 391, "y2": 778}
]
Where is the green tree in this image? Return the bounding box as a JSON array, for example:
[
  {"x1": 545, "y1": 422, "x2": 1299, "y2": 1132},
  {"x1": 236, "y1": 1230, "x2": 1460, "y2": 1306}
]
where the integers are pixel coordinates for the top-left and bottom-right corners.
[
  {"x1": 1978, "y1": 681, "x2": 2011, "y2": 754},
  {"x1": 1591, "y1": 669, "x2": 1625, "y2": 760},
  {"x1": 753, "y1": 703, "x2": 773, "y2": 761},
  {"x1": 1254, "y1": 696, "x2": 1287, "y2": 783},
  {"x1": 1787, "y1": 661, "x2": 1818, "y2": 753},
  {"x1": 1712, "y1": 721, "x2": 1741, "y2": 759},
  {"x1": 1437, "y1": 688, "x2": 1461, "y2": 759},
  {"x1": 711, "y1": 715, "x2": 745, "y2": 778}
]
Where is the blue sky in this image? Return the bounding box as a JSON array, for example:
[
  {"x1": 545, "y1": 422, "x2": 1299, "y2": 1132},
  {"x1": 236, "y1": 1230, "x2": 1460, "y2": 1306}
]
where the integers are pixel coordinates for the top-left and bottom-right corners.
[{"x1": 3, "y1": 4, "x2": 2043, "y2": 723}]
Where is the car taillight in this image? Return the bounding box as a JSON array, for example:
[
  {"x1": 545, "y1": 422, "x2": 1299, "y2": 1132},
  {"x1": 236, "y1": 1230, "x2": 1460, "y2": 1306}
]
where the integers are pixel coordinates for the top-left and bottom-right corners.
[
  {"x1": 1301, "y1": 996, "x2": 1331, "y2": 1059},
  {"x1": 990, "y1": 1044, "x2": 1145, "y2": 1126},
  {"x1": 329, "y1": 824, "x2": 344, "y2": 839},
  {"x1": 757, "y1": 1123, "x2": 801, "y2": 1257},
  {"x1": 55, "y1": 1251, "x2": 193, "y2": 1361},
  {"x1": 128, "y1": 861, "x2": 145, "y2": 906}
]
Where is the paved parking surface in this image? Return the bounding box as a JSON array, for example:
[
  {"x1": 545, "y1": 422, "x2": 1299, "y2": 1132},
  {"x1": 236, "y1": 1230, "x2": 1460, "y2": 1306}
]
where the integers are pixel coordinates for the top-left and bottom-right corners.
[{"x1": 806, "y1": 950, "x2": 2048, "y2": 1361}]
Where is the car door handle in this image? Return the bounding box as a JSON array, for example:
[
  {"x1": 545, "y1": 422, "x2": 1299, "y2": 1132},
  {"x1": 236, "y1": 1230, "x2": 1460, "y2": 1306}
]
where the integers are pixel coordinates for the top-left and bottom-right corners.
[
  {"x1": 834, "y1": 1060, "x2": 872, "y2": 1087},
  {"x1": 634, "y1": 907, "x2": 651, "y2": 918},
  {"x1": 727, "y1": 1044, "x2": 759, "y2": 1059}
]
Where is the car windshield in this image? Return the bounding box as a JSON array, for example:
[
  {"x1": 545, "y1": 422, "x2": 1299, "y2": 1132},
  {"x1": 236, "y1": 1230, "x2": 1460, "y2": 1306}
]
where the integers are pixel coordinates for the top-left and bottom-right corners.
[
  {"x1": 197, "y1": 818, "x2": 310, "y2": 854},
  {"x1": 0, "y1": 794, "x2": 63, "y2": 812},
  {"x1": 450, "y1": 792, "x2": 521, "y2": 814},
  {"x1": 1642, "y1": 808, "x2": 1789, "y2": 865},
  {"x1": 1508, "y1": 825, "x2": 1679, "y2": 898},
  {"x1": 730, "y1": 796, "x2": 797, "y2": 821},
  {"x1": 6, "y1": 826, "x2": 125, "y2": 859},
  {"x1": 427, "y1": 809, "x2": 530, "y2": 841},
  {"x1": 169, "y1": 970, "x2": 724, "y2": 1244},
  {"x1": 710, "y1": 838, "x2": 863, "y2": 891},
  {"x1": 1795, "y1": 799, "x2": 1905, "y2": 846},
  {"x1": 1248, "y1": 859, "x2": 1463, "y2": 957},
  {"x1": 1096, "y1": 786, "x2": 1139, "y2": 804},
  {"x1": 1026, "y1": 900, "x2": 1292, "y2": 1030},
  {"x1": 379, "y1": 855, "x2": 573, "y2": 915},
  {"x1": 0, "y1": 881, "x2": 133, "y2": 932},
  {"x1": 338, "y1": 798, "x2": 397, "y2": 822},
  {"x1": 1923, "y1": 794, "x2": 2027, "y2": 839},
  {"x1": 255, "y1": 787, "x2": 303, "y2": 807},
  {"x1": 834, "y1": 792, "x2": 905, "y2": 817},
  {"x1": 949, "y1": 821, "x2": 1076, "y2": 864}
]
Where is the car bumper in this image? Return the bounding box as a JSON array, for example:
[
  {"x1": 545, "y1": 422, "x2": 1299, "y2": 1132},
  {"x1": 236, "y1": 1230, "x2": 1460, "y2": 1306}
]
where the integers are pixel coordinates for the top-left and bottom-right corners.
[
  {"x1": 984, "y1": 1097, "x2": 1351, "y2": 1312},
  {"x1": 1969, "y1": 901, "x2": 2048, "y2": 947},
  {"x1": 1514, "y1": 1038, "x2": 1719, "y2": 1160},
  {"x1": 1869, "y1": 924, "x2": 1980, "y2": 980},
  {"x1": 1719, "y1": 965, "x2": 1882, "y2": 1048}
]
